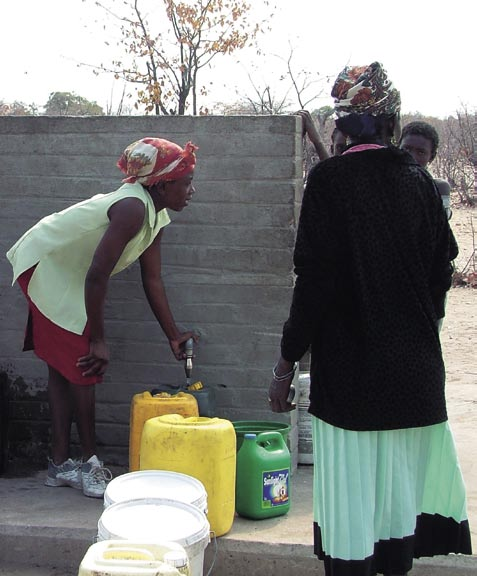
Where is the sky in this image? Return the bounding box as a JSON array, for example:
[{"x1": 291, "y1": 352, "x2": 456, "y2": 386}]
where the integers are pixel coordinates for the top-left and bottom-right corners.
[{"x1": 1, "y1": 0, "x2": 476, "y2": 118}]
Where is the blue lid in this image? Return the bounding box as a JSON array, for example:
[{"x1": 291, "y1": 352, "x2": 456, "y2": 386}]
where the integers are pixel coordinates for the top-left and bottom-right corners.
[{"x1": 244, "y1": 433, "x2": 257, "y2": 439}]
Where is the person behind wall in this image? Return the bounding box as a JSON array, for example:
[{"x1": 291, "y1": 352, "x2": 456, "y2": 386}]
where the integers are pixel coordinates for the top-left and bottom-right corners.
[
  {"x1": 329, "y1": 126, "x2": 347, "y2": 156},
  {"x1": 399, "y1": 120, "x2": 452, "y2": 220},
  {"x1": 6, "y1": 137, "x2": 199, "y2": 498},
  {"x1": 269, "y1": 62, "x2": 470, "y2": 575},
  {"x1": 400, "y1": 120, "x2": 455, "y2": 331}
]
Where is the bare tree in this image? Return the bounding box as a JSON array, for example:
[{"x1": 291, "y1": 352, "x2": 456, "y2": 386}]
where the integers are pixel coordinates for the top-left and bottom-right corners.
[
  {"x1": 283, "y1": 47, "x2": 331, "y2": 111},
  {"x1": 455, "y1": 108, "x2": 477, "y2": 200},
  {"x1": 437, "y1": 109, "x2": 476, "y2": 206},
  {"x1": 241, "y1": 71, "x2": 291, "y2": 115},
  {"x1": 235, "y1": 47, "x2": 333, "y2": 116},
  {"x1": 104, "y1": 84, "x2": 134, "y2": 116},
  {"x1": 401, "y1": 110, "x2": 477, "y2": 207},
  {"x1": 83, "y1": 0, "x2": 272, "y2": 115}
]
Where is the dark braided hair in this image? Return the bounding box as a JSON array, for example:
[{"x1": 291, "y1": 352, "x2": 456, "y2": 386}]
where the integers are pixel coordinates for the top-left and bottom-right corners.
[{"x1": 399, "y1": 121, "x2": 439, "y2": 162}]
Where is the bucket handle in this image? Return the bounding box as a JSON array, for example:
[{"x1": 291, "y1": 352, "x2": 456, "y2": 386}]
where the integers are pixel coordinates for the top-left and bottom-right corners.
[{"x1": 204, "y1": 531, "x2": 218, "y2": 576}]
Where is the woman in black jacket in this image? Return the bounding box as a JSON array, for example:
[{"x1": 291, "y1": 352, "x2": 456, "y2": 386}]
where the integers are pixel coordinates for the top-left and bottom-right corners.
[{"x1": 269, "y1": 62, "x2": 470, "y2": 576}]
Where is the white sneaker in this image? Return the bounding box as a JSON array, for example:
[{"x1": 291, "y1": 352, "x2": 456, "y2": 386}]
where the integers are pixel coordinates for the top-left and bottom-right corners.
[
  {"x1": 45, "y1": 458, "x2": 82, "y2": 489},
  {"x1": 81, "y1": 455, "x2": 112, "y2": 498}
]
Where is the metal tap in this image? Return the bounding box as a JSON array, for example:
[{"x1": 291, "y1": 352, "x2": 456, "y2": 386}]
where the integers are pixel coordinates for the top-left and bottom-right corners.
[{"x1": 185, "y1": 338, "x2": 194, "y2": 387}]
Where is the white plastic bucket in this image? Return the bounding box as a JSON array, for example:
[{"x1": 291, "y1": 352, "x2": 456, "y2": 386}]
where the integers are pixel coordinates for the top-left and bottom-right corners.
[
  {"x1": 97, "y1": 498, "x2": 210, "y2": 576},
  {"x1": 104, "y1": 470, "x2": 207, "y2": 514}
]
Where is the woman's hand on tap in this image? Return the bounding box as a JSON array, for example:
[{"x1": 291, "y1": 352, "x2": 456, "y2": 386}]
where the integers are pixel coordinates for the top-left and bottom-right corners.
[{"x1": 170, "y1": 332, "x2": 199, "y2": 360}]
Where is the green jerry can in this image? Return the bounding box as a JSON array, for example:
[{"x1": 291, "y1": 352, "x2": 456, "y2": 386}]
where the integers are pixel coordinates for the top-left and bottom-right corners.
[{"x1": 235, "y1": 431, "x2": 291, "y2": 520}]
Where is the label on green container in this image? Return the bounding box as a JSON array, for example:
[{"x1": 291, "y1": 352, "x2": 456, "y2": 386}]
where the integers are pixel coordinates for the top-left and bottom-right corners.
[{"x1": 262, "y1": 468, "x2": 289, "y2": 508}]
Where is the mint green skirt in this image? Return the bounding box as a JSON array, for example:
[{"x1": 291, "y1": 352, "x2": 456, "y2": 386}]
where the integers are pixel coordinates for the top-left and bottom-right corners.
[{"x1": 312, "y1": 416, "x2": 471, "y2": 575}]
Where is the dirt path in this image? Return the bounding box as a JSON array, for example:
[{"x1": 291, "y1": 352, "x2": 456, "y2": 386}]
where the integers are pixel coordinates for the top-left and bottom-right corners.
[{"x1": 441, "y1": 205, "x2": 477, "y2": 545}]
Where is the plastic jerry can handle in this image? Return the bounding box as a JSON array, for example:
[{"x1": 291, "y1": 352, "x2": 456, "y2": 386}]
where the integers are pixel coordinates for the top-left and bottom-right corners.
[
  {"x1": 100, "y1": 546, "x2": 156, "y2": 563},
  {"x1": 256, "y1": 431, "x2": 287, "y2": 450},
  {"x1": 150, "y1": 386, "x2": 181, "y2": 396}
]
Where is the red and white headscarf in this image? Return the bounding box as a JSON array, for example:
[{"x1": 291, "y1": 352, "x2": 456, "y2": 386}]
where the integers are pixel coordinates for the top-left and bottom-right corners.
[{"x1": 117, "y1": 137, "x2": 198, "y2": 186}]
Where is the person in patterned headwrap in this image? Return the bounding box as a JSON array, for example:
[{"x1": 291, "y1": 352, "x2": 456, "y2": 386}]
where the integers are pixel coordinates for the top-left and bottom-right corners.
[
  {"x1": 332, "y1": 61, "x2": 401, "y2": 115},
  {"x1": 331, "y1": 61, "x2": 402, "y2": 150},
  {"x1": 6, "y1": 136, "x2": 198, "y2": 499},
  {"x1": 269, "y1": 62, "x2": 470, "y2": 575}
]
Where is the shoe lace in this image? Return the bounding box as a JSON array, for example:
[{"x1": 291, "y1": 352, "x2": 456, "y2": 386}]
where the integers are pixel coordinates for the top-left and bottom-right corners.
[
  {"x1": 88, "y1": 465, "x2": 113, "y2": 486},
  {"x1": 71, "y1": 460, "x2": 82, "y2": 473},
  {"x1": 49, "y1": 458, "x2": 81, "y2": 473}
]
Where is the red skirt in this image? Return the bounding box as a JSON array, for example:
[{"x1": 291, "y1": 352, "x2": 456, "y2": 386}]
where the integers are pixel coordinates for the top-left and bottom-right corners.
[{"x1": 17, "y1": 267, "x2": 102, "y2": 386}]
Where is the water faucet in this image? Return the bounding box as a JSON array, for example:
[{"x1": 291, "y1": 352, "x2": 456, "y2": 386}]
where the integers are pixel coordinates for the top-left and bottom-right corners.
[{"x1": 185, "y1": 338, "x2": 194, "y2": 386}]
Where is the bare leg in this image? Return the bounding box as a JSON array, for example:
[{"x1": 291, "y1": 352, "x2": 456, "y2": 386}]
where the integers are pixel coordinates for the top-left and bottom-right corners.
[
  {"x1": 47, "y1": 365, "x2": 73, "y2": 464},
  {"x1": 71, "y1": 383, "x2": 96, "y2": 461}
]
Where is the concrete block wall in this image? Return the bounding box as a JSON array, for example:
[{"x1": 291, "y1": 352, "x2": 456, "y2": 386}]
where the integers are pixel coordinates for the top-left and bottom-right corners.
[{"x1": 0, "y1": 115, "x2": 304, "y2": 467}]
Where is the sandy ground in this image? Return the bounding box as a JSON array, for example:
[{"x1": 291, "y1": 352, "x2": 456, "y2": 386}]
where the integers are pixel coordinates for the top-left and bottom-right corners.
[
  {"x1": 439, "y1": 206, "x2": 477, "y2": 544},
  {"x1": 451, "y1": 206, "x2": 477, "y2": 279}
]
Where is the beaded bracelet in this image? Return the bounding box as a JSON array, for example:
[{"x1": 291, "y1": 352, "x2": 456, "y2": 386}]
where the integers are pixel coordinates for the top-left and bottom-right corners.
[{"x1": 272, "y1": 363, "x2": 297, "y2": 381}]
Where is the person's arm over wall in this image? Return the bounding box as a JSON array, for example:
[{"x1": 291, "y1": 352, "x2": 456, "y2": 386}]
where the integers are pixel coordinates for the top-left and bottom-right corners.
[{"x1": 297, "y1": 110, "x2": 330, "y2": 162}]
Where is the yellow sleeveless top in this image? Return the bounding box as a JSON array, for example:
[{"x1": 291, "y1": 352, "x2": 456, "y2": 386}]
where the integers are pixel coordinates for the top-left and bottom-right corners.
[{"x1": 7, "y1": 183, "x2": 170, "y2": 334}]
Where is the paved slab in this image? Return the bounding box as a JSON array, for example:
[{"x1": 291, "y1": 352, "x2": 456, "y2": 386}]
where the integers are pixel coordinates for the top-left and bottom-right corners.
[
  {"x1": 0, "y1": 462, "x2": 475, "y2": 576},
  {"x1": 0, "y1": 289, "x2": 475, "y2": 575}
]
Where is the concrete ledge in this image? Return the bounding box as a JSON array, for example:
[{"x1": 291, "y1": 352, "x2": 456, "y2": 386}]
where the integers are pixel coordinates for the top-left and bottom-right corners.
[
  {"x1": 204, "y1": 543, "x2": 477, "y2": 576},
  {"x1": 0, "y1": 466, "x2": 475, "y2": 575},
  {"x1": 0, "y1": 525, "x2": 93, "y2": 571}
]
